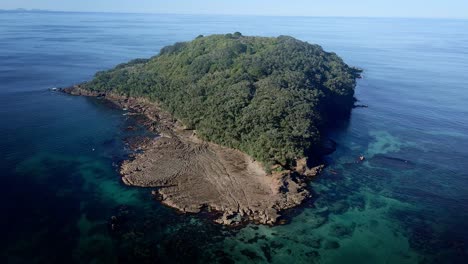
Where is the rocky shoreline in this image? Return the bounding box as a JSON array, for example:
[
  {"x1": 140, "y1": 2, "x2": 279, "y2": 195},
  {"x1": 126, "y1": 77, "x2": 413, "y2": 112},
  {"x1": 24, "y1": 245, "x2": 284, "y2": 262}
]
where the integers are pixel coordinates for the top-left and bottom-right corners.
[{"x1": 60, "y1": 85, "x2": 324, "y2": 226}]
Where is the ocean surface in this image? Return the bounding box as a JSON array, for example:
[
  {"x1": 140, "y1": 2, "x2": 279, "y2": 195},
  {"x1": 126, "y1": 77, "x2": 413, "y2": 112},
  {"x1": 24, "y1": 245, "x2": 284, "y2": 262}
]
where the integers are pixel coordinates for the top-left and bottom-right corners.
[{"x1": 1, "y1": 12, "x2": 467, "y2": 264}]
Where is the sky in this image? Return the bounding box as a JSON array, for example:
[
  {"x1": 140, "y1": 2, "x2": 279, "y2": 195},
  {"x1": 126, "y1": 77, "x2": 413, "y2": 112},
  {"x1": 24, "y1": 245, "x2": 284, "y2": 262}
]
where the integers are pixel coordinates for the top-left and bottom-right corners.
[{"x1": 1, "y1": 0, "x2": 467, "y2": 19}]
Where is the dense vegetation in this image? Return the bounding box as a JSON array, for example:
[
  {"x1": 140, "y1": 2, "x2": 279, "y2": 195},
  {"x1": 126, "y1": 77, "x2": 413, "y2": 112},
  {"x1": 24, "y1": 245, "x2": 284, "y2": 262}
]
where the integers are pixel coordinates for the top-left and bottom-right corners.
[{"x1": 84, "y1": 33, "x2": 361, "y2": 167}]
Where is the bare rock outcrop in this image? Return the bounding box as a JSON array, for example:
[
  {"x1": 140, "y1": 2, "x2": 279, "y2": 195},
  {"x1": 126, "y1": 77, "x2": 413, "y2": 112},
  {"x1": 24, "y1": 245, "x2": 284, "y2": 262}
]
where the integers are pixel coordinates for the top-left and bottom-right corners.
[{"x1": 120, "y1": 129, "x2": 309, "y2": 225}]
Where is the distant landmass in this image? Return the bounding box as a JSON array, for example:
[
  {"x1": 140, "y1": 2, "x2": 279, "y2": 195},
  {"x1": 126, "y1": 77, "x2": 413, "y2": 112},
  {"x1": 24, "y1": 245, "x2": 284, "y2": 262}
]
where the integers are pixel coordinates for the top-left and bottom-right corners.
[
  {"x1": 0, "y1": 8, "x2": 53, "y2": 13},
  {"x1": 63, "y1": 33, "x2": 361, "y2": 225}
]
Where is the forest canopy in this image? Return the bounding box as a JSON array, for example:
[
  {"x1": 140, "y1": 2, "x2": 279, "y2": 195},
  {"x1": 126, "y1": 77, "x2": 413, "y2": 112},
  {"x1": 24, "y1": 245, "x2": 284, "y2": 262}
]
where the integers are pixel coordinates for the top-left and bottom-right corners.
[{"x1": 83, "y1": 33, "x2": 361, "y2": 166}]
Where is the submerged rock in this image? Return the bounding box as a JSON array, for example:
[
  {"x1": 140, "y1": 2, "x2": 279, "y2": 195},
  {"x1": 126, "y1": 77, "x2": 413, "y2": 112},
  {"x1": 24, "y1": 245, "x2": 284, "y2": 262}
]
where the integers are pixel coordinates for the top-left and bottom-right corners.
[
  {"x1": 369, "y1": 154, "x2": 415, "y2": 169},
  {"x1": 324, "y1": 240, "x2": 341, "y2": 249},
  {"x1": 321, "y1": 138, "x2": 337, "y2": 155},
  {"x1": 329, "y1": 223, "x2": 356, "y2": 238}
]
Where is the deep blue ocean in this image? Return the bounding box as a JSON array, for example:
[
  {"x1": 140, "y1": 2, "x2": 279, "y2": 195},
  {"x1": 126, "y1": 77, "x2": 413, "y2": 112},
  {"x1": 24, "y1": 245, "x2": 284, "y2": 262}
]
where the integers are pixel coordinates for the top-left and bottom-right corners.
[{"x1": 1, "y1": 12, "x2": 467, "y2": 263}]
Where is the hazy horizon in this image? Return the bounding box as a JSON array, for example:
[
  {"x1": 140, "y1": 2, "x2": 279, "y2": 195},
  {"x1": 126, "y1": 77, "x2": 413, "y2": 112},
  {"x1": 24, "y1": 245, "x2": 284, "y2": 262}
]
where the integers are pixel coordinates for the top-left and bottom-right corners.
[
  {"x1": 2, "y1": 8, "x2": 468, "y2": 20},
  {"x1": 1, "y1": 0, "x2": 467, "y2": 19}
]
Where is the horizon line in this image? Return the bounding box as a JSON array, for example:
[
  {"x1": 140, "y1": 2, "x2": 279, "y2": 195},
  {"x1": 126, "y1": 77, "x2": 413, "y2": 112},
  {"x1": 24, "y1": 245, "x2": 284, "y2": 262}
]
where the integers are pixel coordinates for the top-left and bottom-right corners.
[{"x1": 1, "y1": 8, "x2": 467, "y2": 20}]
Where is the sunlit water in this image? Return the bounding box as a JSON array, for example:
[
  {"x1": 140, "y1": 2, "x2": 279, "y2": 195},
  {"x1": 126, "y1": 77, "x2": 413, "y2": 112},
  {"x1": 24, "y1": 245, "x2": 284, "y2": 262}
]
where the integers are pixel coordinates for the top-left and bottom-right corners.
[{"x1": 1, "y1": 12, "x2": 467, "y2": 263}]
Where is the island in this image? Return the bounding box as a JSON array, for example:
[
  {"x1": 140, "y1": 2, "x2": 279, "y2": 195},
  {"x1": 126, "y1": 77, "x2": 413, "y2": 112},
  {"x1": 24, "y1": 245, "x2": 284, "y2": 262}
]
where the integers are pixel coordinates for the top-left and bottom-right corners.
[{"x1": 62, "y1": 33, "x2": 361, "y2": 225}]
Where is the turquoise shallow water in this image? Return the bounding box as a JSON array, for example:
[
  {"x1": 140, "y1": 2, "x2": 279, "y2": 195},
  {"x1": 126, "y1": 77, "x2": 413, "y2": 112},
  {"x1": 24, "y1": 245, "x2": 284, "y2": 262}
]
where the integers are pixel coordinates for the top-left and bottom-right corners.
[{"x1": 1, "y1": 12, "x2": 467, "y2": 263}]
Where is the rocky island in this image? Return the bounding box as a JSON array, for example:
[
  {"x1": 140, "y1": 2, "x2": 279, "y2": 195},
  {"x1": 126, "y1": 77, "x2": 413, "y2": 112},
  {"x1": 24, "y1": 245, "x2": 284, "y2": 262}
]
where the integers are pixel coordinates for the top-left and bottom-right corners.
[{"x1": 63, "y1": 33, "x2": 361, "y2": 225}]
